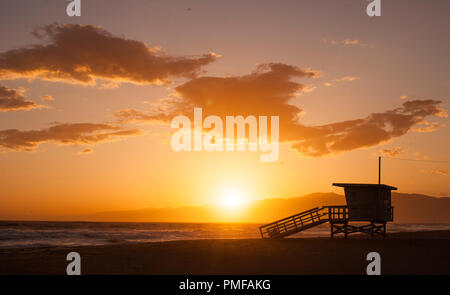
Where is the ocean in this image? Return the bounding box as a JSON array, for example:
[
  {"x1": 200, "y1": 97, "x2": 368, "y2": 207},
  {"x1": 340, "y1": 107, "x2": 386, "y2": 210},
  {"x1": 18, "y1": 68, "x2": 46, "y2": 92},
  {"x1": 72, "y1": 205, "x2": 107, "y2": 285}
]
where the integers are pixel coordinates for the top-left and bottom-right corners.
[{"x1": 1, "y1": 221, "x2": 450, "y2": 249}]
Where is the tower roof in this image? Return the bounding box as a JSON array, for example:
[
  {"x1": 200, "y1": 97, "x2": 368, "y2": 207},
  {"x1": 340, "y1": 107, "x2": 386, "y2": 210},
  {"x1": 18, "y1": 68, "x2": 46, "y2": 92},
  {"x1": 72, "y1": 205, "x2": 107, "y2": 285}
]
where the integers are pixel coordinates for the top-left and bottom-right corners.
[{"x1": 332, "y1": 183, "x2": 397, "y2": 190}]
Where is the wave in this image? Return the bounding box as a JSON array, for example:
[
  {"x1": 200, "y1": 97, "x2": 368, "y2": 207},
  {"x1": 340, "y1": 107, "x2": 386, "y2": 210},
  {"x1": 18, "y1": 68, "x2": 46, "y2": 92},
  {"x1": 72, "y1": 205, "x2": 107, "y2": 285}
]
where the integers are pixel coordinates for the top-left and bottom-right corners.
[{"x1": 1, "y1": 221, "x2": 450, "y2": 248}]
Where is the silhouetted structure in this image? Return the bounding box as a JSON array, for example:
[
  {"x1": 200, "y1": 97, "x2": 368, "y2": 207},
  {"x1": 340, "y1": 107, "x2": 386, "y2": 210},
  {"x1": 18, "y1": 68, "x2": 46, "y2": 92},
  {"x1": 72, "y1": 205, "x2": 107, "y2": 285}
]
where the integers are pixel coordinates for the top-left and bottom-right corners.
[{"x1": 259, "y1": 183, "x2": 396, "y2": 239}]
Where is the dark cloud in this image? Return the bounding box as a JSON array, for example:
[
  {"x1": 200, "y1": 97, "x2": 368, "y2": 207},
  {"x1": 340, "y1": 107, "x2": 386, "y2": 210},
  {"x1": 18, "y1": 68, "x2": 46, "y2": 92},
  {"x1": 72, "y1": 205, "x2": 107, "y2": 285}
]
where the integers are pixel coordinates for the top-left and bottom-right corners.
[
  {"x1": 0, "y1": 123, "x2": 142, "y2": 152},
  {"x1": 0, "y1": 85, "x2": 40, "y2": 111},
  {"x1": 114, "y1": 63, "x2": 446, "y2": 157},
  {"x1": 115, "y1": 63, "x2": 317, "y2": 125},
  {"x1": 0, "y1": 23, "x2": 218, "y2": 85},
  {"x1": 291, "y1": 99, "x2": 446, "y2": 156}
]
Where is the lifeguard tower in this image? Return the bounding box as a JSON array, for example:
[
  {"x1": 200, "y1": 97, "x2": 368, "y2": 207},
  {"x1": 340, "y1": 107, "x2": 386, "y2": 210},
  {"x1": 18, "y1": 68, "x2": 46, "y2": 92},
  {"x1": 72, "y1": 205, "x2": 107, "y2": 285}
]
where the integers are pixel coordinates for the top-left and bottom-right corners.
[{"x1": 259, "y1": 157, "x2": 396, "y2": 239}]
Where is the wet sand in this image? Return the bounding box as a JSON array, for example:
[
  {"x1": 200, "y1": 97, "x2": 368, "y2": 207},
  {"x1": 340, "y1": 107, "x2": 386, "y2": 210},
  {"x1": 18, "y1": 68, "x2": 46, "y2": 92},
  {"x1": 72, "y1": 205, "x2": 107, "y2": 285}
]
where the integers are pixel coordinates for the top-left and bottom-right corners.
[{"x1": 1, "y1": 230, "x2": 450, "y2": 275}]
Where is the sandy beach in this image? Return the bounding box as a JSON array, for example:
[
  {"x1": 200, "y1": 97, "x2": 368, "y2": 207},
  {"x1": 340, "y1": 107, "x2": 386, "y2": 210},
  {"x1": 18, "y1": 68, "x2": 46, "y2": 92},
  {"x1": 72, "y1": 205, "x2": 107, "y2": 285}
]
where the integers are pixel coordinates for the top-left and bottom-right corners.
[{"x1": 1, "y1": 230, "x2": 450, "y2": 275}]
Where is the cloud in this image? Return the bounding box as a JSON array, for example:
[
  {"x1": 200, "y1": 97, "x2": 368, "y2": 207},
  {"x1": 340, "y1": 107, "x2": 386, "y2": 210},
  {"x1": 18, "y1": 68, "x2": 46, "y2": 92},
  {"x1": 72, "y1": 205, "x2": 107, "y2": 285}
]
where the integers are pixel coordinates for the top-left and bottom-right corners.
[
  {"x1": 421, "y1": 169, "x2": 449, "y2": 177},
  {"x1": 333, "y1": 76, "x2": 360, "y2": 82},
  {"x1": 324, "y1": 76, "x2": 360, "y2": 87},
  {"x1": 0, "y1": 23, "x2": 218, "y2": 86},
  {"x1": 0, "y1": 85, "x2": 41, "y2": 111},
  {"x1": 41, "y1": 95, "x2": 54, "y2": 101},
  {"x1": 413, "y1": 151, "x2": 430, "y2": 161},
  {"x1": 380, "y1": 147, "x2": 403, "y2": 158},
  {"x1": 115, "y1": 63, "x2": 317, "y2": 124},
  {"x1": 114, "y1": 63, "x2": 446, "y2": 157},
  {"x1": 411, "y1": 121, "x2": 442, "y2": 133},
  {"x1": 0, "y1": 123, "x2": 142, "y2": 152},
  {"x1": 302, "y1": 85, "x2": 317, "y2": 93},
  {"x1": 436, "y1": 169, "x2": 449, "y2": 176},
  {"x1": 77, "y1": 148, "x2": 93, "y2": 155},
  {"x1": 322, "y1": 38, "x2": 371, "y2": 48},
  {"x1": 342, "y1": 39, "x2": 369, "y2": 47},
  {"x1": 115, "y1": 108, "x2": 161, "y2": 124},
  {"x1": 292, "y1": 99, "x2": 446, "y2": 157}
]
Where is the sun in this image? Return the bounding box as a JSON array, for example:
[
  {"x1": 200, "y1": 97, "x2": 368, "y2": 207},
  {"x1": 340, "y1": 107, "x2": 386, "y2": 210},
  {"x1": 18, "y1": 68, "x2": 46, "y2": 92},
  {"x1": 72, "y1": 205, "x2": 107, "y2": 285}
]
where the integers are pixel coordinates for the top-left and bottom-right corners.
[{"x1": 220, "y1": 188, "x2": 244, "y2": 209}]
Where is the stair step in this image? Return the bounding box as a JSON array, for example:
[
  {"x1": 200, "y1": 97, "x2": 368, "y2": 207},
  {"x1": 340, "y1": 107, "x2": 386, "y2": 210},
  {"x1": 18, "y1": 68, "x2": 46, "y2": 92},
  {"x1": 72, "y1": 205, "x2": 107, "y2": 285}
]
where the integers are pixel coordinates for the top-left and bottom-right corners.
[{"x1": 266, "y1": 219, "x2": 328, "y2": 238}]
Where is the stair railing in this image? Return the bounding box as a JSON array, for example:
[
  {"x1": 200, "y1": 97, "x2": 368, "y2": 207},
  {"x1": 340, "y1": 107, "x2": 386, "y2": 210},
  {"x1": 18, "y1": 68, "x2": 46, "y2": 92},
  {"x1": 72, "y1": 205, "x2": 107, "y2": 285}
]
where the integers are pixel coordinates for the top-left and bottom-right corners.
[{"x1": 259, "y1": 207, "x2": 329, "y2": 238}]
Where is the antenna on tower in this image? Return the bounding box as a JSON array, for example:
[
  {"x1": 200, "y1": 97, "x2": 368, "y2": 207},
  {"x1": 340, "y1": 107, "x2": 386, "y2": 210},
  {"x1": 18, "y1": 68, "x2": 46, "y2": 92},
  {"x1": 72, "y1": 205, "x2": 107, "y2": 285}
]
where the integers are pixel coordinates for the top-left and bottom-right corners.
[{"x1": 378, "y1": 156, "x2": 381, "y2": 184}]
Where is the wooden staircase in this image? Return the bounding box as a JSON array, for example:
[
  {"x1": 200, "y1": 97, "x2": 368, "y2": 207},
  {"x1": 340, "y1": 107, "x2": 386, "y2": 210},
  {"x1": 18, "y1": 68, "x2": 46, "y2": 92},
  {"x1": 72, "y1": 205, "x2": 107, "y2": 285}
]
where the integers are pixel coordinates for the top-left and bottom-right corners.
[{"x1": 259, "y1": 206, "x2": 349, "y2": 239}]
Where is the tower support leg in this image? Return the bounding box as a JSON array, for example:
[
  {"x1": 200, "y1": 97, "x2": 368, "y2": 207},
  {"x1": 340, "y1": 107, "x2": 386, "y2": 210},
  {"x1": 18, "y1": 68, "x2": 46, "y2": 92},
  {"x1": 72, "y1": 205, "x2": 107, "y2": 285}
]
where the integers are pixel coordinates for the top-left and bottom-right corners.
[{"x1": 328, "y1": 221, "x2": 389, "y2": 238}]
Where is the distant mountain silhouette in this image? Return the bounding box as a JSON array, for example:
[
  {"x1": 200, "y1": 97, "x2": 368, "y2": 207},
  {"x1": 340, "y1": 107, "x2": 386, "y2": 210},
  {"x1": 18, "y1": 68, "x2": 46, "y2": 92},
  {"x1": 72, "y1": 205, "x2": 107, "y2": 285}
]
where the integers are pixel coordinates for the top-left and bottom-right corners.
[{"x1": 73, "y1": 192, "x2": 450, "y2": 223}]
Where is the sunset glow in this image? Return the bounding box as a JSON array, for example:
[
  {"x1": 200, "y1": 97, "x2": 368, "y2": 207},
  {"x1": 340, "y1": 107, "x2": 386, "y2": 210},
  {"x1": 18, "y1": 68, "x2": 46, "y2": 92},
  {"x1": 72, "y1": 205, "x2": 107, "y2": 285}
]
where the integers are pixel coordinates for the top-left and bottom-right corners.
[
  {"x1": 0, "y1": 1, "x2": 448, "y2": 222},
  {"x1": 220, "y1": 188, "x2": 245, "y2": 209}
]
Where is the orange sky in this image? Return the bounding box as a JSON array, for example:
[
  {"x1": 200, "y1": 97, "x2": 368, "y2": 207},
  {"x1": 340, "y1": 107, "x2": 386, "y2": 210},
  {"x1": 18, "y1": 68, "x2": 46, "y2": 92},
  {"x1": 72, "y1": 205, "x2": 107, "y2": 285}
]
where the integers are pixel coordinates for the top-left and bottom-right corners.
[{"x1": 0, "y1": 0, "x2": 449, "y2": 220}]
